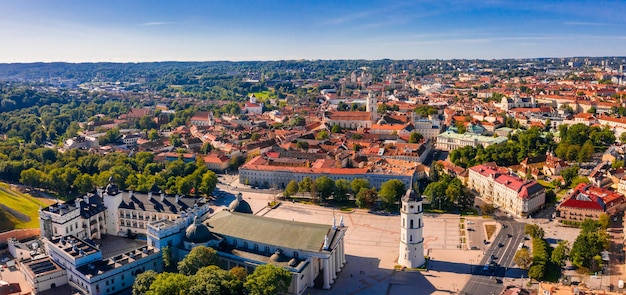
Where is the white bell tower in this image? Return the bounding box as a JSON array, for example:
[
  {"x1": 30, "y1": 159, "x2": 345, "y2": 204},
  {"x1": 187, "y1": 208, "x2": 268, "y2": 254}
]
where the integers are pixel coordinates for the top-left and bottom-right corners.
[
  {"x1": 398, "y1": 178, "x2": 425, "y2": 268},
  {"x1": 366, "y1": 91, "x2": 378, "y2": 122}
]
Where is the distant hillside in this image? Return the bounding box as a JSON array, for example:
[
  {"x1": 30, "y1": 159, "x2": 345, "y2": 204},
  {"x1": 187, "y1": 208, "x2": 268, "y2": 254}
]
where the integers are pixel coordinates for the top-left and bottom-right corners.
[{"x1": 0, "y1": 182, "x2": 54, "y2": 232}]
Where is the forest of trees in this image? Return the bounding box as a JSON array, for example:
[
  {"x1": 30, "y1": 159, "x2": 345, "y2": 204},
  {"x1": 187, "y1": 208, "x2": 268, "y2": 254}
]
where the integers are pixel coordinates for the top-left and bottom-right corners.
[
  {"x1": 0, "y1": 142, "x2": 218, "y2": 199},
  {"x1": 133, "y1": 246, "x2": 291, "y2": 295},
  {"x1": 450, "y1": 124, "x2": 615, "y2": 169}
]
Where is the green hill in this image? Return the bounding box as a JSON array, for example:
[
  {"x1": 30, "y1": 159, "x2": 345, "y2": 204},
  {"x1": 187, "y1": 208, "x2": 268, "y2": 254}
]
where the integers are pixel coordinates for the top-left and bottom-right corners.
[{"x1": 0, "y1": 183, "x2": 53, "y2": 231}]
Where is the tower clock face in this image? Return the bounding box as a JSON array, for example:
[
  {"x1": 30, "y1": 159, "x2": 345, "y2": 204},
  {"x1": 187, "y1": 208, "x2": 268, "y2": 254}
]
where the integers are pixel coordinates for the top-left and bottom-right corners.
[{"x1": 410, "y1": 205, "x2": 414, "y2": 209}]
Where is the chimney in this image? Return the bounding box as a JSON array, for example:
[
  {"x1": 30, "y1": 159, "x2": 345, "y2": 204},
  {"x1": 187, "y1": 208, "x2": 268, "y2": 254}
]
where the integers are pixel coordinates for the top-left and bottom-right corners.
[
  {"x1": 129, "y1": 190, "x2": 133, "y2": 199},
  {"x1": 148, "y1": 192, "x2": 152, "y2": 200},
  {"x1": 160, "y1": 193, "x2": 165, "y2": 202},
  {"x1": 175, "y1": 195, "x2": 179, "y2": 203}
]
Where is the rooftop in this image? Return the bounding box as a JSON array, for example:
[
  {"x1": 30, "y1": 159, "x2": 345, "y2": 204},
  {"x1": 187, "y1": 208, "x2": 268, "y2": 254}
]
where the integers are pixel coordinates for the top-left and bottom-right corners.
[{"x1": 208, "y1": 210, "x2": 342, "y2": 253}]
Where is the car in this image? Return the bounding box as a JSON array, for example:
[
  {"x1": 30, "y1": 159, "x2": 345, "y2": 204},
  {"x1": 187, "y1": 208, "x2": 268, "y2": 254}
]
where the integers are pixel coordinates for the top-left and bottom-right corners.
[
  {"x1": 507, "y1": 233, "x2": 513, "y2": 238},
  {"x1": 502, "y1": 224, "x2": 508, "y2": 228},
  {"x1": 470, "y1": 246, "x2": 479, "y2": 250},
  {"x1": 483, "y1": 263, "x2": 490, "y2": 272},
  {"x1": 497, "y1": 243, "x2": 504, "y2": 248},
  {"x1": 468, "y1": 221, "x2": 475, "y2": 225},
  {"x1": 495, "y1": 278, "x2": 503, "y2": 284},
  {"x1": 490, "y1": 254, "x2": 497, "y2": 261},
  {"x1": 467, "y1": 228, "x2": 475, "y2": 231},
  {"x1": 483, "y1": 240, "x2": 489, "y2": 245}
]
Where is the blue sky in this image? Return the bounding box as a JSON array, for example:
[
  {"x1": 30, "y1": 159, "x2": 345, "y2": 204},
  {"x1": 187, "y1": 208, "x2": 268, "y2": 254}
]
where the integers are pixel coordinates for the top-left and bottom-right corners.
[{"x1": 1, "y1": 0, "x2": 626, "y2": 62}]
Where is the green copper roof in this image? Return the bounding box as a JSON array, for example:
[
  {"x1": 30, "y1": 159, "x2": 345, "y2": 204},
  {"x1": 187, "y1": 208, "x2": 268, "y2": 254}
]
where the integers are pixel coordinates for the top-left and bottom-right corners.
[{"x1": 208, "y1": 210, "x2": 332, "y2": 253}]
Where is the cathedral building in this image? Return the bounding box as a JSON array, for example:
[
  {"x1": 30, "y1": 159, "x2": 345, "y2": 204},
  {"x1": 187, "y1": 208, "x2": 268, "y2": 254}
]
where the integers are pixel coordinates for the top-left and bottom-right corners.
[{"x1": 35, "y1": 182, "x2": 346, "y2": 295}]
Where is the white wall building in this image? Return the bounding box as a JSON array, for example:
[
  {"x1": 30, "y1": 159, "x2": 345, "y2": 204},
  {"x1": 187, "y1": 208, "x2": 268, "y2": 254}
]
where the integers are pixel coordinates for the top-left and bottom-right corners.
[
  {"x1": 468, "y1": 164, "x2": 545, "y2": 217},
  {"x1": 398, "y1": 185, "x2": 425, "y2": 268}
]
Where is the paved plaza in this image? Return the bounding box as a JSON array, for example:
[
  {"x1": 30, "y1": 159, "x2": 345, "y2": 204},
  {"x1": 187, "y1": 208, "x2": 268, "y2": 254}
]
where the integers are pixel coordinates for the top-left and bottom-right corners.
[{"x1": 213, "y1": 181, "x2": 484, "y2": 295}]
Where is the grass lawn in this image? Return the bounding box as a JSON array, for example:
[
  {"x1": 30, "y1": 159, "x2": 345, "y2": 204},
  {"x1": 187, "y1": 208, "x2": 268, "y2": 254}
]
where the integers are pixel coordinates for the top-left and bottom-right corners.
[
  {"x1": 0, "y1": 182, "x2": 54, "y2": 229},
  {"x1": 248, "y1": 91, "x2": 273, "y2": 100}
]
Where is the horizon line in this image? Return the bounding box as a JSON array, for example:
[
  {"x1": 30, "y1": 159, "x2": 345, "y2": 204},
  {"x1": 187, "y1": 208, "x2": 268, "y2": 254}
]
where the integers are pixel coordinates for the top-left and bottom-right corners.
[{"x1": 0, "y1": 55, "x2": 624, "y2": 65}]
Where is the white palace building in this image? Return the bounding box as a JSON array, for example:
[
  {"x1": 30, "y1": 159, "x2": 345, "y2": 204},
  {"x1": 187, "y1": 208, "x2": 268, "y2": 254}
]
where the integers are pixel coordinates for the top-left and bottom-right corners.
[{"x1": 20, "y1": 180, "x2": 347, "y2": 295}]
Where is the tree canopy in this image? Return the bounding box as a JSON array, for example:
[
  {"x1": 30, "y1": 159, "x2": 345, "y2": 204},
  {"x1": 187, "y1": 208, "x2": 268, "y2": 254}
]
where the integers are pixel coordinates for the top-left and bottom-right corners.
[{"x1": 243, "y1": 264, "x2": 292, "y2": 295}]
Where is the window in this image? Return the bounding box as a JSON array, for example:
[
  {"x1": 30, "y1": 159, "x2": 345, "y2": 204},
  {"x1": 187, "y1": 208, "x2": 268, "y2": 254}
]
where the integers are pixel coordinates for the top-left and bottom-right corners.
[
  {"x1": 410, "y1": 220, "x2": 414, "y2": 229},
  {"x1": 410, "y1": 235, "x2": 412, "y2": 242}
]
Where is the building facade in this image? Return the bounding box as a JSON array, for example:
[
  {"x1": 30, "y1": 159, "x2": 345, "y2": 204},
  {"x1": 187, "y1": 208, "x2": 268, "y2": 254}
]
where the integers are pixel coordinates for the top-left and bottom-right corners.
[
  {"x1": 557, "y1": 183, "x2": 625, "y2": 223},
  {"x1": 468, "y1": 164, "x2": 546, "y2": 217},
  {"x1": 435, "y1": 129, "x2": 507, "y2": 151}
]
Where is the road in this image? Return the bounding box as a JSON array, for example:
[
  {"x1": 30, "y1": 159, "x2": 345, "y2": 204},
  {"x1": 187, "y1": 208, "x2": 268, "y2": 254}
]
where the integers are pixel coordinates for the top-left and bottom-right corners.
[{"x1": 460, "y1": 216, "x2": 527, "y2": 295}]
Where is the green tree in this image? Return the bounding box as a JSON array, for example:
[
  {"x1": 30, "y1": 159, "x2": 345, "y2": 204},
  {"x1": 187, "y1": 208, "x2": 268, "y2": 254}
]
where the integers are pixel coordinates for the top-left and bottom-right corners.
[
  {"x1": 587, "y1": 106, "x2": 597, "y2": 114},
  {"x1": 528, "y1": 263, "x2": 545, "y2": 280},
  {"x1": 148, "y1": 129, "x2": 160, "y2": 141},
  {"x1": 408, "y1": 132, "x2": 424, "y2": 143},
  {"x1": 244, "y1": 264, "x2": 292, "y2": 295},
  {"x1": 170, "y1": 133, "x2": 183, "y2": 147},
  {"x1": 132, "y1": 270, "x2": 157, "y2": 295},
  {"x1": 147, "y1": 272, "x2": 190, "y2": 295},
  {"x1": 188, "y1": 265, "x2": 234, "y2": 295},
  {"x1": 227, "y1": 267, "x2": 248, "y2": 294},
  {"x1": 200, "y1": 142, "x2": 213, "y2": 154},
  {"x1": 561, "y1": 166, "x2": 579, "y2": 186},
  {"x1": 289, "y1": 116, "x2": 305, "y2": 126},
  {"x1": 551, "y1": 241, "x2": 570, "y2": 268},
  {"x1": 331, "y1": 124, "x2": 342, "y2": 133},
  {"x1": 620, "y1": 132, "x2": 626, "y2": 144},
  {"x1": 570, "y1": 228, "x2": 609, "y2": 270},
  {"x1": 315, "y1": 176, "x2": 335, "y2": 201},
  {"x1": 580, "y1": 219, "x2": 601, "y2": 234},
  {"x1": 424, "y1": 181, "x2": 447, "y2": 210},
  {"x1": 598, "y1": 213, "x2": 610, "y2": 230},
  {"x1": 514, "y1": 248, "x2": 532, "y2": 269},
  {"x1": 296, "y1": 141, "x2": 309, "y2": 151},
  {"x1": 524, "y1": 224, "x2": 544, "y2": 239},
  {"x1": 284, "y1": 180, "x2": 298, "y2": 198},
  {"x1": 355, "y1": 188, "x2": 378, "y2": 209},
  {"x1": 73, "y1": 173, "x2": 94, "y2": 195},
  {"x1": 100, "y1": 128, "x2": 121, "y2": 145},
  {"x1": 20, "y1": 168, "x2": 46, "y2": 189},
  {"x1": 378, "y1": 179, "x2": 406, "y2": 210},
  {"x1": 176, "y1": 175, "x2": 195, "y2": 196},
  {"x1": 350, "y1": 178, "x2": 370, "y2": 194},
  {"x1": 298, "y1": 177, "x2": 312, "y2": 193},
  {"x1": 178, "y1": 246, "x2": 219, "y2": 276},
  {"x1": 577, "y1": 140, "x2": 594, "y2": 162},
  {"x1": 199, "y1": 170, "x2": 218, "y2": 196},
  {"x1": 334, "y1": 179, "x2": 350, "y2": 202},
  {"x1": 139, "y1": 115, "x2": 157, "y2": 130},
  {"x1": 315, "y1": 130, "x2": 329, "y2": 140},
  {"x1": 250, "y1": 132, "x2": 261, "y2": 141}
]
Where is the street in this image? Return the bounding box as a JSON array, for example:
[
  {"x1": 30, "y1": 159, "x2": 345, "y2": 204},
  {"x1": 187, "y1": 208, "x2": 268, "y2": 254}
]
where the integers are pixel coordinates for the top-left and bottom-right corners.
[{"x1": 460, "y1": 217, "x2": 528, "y2": 295}]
